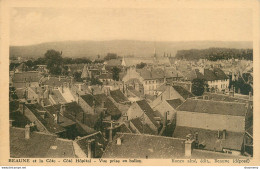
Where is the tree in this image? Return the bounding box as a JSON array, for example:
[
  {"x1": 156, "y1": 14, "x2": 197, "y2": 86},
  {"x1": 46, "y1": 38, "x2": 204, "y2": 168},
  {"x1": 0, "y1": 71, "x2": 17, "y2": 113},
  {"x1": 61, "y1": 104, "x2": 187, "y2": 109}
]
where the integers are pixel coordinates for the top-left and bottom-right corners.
[
  {"x1": 112, "y1": 67, "x2": 120, "y2": 81},
  {"x1": 191, "y1": 78, "x2": 207, "y2": 96},
  {"x1": 44, "y1": 49, "x2": 63, "y2": 75},
  {"x1": 73, "y1": 72, "x2": 83, "y2": 82},
  {"x1": 136, "y1": 62, "x2": 147, "y2": 69},
  {"x1": 104, "y1": 53, "x2": 117, "y2": 61}
]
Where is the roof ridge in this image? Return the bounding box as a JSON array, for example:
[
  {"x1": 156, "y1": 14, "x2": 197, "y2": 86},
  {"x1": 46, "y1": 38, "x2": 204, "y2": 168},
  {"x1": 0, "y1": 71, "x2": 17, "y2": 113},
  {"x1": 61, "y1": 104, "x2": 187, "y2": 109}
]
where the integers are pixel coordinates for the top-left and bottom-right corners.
[
  {"x1": 76, "y1": 131, "x2": 102, "y2": 141},
  {"x1": 115, "y1": 132, "x2": 186, "y2": 141},
  {"x1": 195, "y1": 98, "x2": 247, "y2": 105}
]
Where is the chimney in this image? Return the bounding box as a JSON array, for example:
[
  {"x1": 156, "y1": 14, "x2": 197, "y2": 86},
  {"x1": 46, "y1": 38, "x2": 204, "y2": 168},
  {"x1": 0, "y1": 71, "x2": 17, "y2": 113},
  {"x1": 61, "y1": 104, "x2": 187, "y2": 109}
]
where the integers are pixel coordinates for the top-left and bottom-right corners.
[
  {"x1": 9, "y1": 120, "x2": 14, "y2": 127},
  {"x1": 54, "y1": 111, "x2": 60, "y2": 124},
  {"x1": 19, "y1": 101, "x2": 25, "y2": 114},
  {"x1": 222, "y1": 129, "x2": 226, "y2": 140},
  {"x1": 41, "y1": 99, "x2": 45, "y2": 107},
  {"x1": 101, "y1": 101, "x2": 105, "y2": 109},
  {"x1": 87, "y1": 139, "x2": 95, "y2": 158},
  {"x1": 79, "y1": 84, "x2": 82, "y2": 91},
  {"x1": 61, "y1": 84, "x2": 64, "y2": 93},
  {"x1": 59, "y1": 76, "x2": 61, "y2": 81},
  {"x1": 25, "y1": 124, "x2": 30, "y2": 139},
  {"x1": 60, "y1": 104, "x2": 65, "y2": 116},
  {"x1": 77, "y1": 92, "x2": 80, "y2": 104},
  {"x1": 249, "y1": 92, "x2": 252, "y2": 100},
  {"x1": 217, "y1": 130, "x2": 220, "y2": 139},
  {"x1": 48, "y1": 75, "x2": 50, "y2": 80},
  {"x1": 116, "y1": 137, "x2": 122, "y2": 145},
  {"x1": 109, "y1": 125, "x2": 113, "y2": 143},
  {"x1": 185, "y1": 134, "x2": 193, "y2": 157},
  {"x1": 195, "y1": 132, "x2": 199, "y2": 148},
  {"x1": 163, "y1": 111, "x2": 168, "y2": 127}
]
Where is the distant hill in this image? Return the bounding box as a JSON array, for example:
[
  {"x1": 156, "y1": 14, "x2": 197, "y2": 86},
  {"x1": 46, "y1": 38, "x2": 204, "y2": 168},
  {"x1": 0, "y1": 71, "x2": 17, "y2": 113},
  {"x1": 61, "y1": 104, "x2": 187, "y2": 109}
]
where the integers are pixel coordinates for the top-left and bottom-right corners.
[
  {"x1": 175, "y1": 48, "x2": 253, "y2": 61},
  {"x1": 10, "y1": 40, "x2": 253, "y2": 59}
]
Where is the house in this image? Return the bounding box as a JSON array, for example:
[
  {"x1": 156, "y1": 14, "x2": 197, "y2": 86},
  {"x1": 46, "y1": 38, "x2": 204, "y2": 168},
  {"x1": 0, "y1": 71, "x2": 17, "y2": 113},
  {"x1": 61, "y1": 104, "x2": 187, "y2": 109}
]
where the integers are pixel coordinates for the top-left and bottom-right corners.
[
  {"x1": 11, "y1": 71, "x2": 42, "y2": 89},
  {"x1": 122, "y1": 66, "x2": 167, "y2": 95},
  {"x1": 109, "y1": 89, "x2": 130, "y2": 117},
  {"x1": 129, "y1": 118, "x2": 156, "y2": 135},
  {"x1": 173, "y1": 98, "x2": 252, "y2": 155},
  {"x1": 199, "y1": 68, "x2": 230, "y2": 92},
  {"x1": 79, "y1": 94, "x2": 122, "y2": 120},
  {"x1": 40, "y1": 76, "x2": 73, "y2": 88},
  {"x1": 14, "y1": 63, "x2": 28, "y2": 73},
  {"x1": 10, "y1": 127, "x2": 76, "y2": 158},
  {"x1": 110, "y1": 89, "x2": 129, "y2": 104},
  {"x1": 19, "y1": 102, "x2": 78, "y2": 139},
  {"x1": 102, "y1": 133, "x2": 246, "y2": 158},
  {"x1": 125, "y1": 100, "x2": 160, "y2": 134},
  {"x1": 97, "y1": 73, "x2": 114, "y2": 84},
  {"x1": 152, "y1": 84, "x2": 193, "y2": 108}
]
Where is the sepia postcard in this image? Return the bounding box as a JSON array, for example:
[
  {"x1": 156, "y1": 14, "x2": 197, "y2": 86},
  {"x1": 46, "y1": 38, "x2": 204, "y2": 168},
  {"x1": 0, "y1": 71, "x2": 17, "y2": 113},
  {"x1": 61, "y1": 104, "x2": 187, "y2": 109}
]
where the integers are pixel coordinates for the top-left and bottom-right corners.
[{"x1": 0, "y1": 0, "x2": 259, "y2": 166}]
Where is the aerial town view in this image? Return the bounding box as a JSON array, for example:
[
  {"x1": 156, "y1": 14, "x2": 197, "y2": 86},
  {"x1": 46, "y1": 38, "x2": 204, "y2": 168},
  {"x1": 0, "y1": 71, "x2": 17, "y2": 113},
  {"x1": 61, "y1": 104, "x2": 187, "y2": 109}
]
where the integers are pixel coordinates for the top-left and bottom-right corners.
[{"x1": 8, "y1": 7, "x2": 253, "y2": 159}]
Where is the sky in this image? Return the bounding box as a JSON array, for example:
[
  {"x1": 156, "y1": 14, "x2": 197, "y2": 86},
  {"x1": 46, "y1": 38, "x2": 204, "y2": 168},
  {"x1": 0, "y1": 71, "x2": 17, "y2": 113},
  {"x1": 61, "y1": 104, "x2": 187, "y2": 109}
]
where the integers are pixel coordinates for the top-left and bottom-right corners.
[{"x1": 10, "y1": 7, "x2": 253, "y2": 46}]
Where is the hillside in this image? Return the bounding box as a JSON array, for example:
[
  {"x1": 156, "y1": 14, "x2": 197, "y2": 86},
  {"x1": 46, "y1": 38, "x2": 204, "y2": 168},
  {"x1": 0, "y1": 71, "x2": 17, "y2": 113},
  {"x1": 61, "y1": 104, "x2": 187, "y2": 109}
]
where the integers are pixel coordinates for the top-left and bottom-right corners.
[
  {"x1": 175, "y1": 48, "x2": 253, "y2": 61},
  {"x1": 10, "y1": 40, "x2": 253, "y2": 59}
]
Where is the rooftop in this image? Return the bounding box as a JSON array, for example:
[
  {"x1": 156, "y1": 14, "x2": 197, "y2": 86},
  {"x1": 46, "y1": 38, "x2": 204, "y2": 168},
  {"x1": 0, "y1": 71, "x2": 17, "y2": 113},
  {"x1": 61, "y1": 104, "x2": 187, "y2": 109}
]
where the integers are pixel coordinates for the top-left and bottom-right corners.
[
  {"x1": 10, "y1": 127, "x2": 75, "y2": 158},
  {"x1": 177, "y1": 98, "x2": 248, "y2": 117},
  {"x1": 173, "y1": 126, "x2": 245, "y2": 151},
  {"x1": 102, "y1": 133, "x2": 185, "y2": 158},
  {"x1": 136, "y1": 100, "x2": 160, "y2": 128},
  {"x1": 110, "y1": 89, "x2": 128, "y2": 103}
]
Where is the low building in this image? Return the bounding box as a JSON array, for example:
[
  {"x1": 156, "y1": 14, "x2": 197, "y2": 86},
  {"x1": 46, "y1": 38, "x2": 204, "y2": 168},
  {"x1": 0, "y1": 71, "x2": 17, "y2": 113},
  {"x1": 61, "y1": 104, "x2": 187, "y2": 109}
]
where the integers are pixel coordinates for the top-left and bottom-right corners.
[
  {"x1": 125, "y1": 100, "x2": 160, "y2": 134},
  {"x1": 173, "y1": 98, "x2": 252, "y2": 155}
]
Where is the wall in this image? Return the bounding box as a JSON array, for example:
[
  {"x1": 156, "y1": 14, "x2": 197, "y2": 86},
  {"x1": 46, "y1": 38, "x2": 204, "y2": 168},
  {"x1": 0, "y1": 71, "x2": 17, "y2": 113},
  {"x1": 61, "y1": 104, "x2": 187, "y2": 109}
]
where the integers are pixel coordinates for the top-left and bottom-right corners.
[
  {"x1": 153, "y1": 100, "x2": 176, "y2": 121},
  {"x1": 176, "y1": 111, "x2": 245, "y2": 132},
  {"x1": 126, "y1": 102, "x2": 143, "y2": 120},
  {"x1": 152, "y1": 86, "x2": 184, "y2": 108},
  {"x1": 27, "y1": 88, "x2": 38, "y2": 100}
]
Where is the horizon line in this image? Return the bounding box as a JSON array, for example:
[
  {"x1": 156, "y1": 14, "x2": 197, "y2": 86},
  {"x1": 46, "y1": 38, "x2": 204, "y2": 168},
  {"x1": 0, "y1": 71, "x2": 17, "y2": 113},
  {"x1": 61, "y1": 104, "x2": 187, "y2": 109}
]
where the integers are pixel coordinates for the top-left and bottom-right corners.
[{"x1": 10, "y1": 39, "x2": 253, "y2": 47}]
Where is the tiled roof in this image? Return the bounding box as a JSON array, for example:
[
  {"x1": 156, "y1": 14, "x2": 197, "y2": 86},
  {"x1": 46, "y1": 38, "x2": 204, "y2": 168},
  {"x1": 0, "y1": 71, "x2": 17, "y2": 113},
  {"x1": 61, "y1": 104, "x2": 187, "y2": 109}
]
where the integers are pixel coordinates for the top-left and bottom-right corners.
[
  {"x1": 201, "y1": 92, "x2": 253, "y2": 104},
  {"x1": 51, "y1": 90, "x2": 67, "y2": 104},
  {"x1": 45, "y1": 138, "x2": 75, "y2": 158},
  {"x1": 166, "y1": 99, "x2": 183, "y2": 109},
  {"x1": 44, "y1": 105, "x2": 76, "y2": 127},
  {"x1": 203, "y1": 68, "x2": 229, "y2": 81},
  {"x1": 110, "y1": 89, "x2": 128, "y2": 103},
  {"x1": 41, "y1": 77, "x2": 72, "y2": 87},
  {"x1": 25, "y1": 103, "x2": 66, "y2": 134},
  {"x1": 10, "y1": 127, "x2": 75, "y2": 158},
  {"x1": 136, "y1": 68, "x2": 165, "y2": 80},
  {"x1": 81, "y1": 94, "x2": 97, "y2": 107},
  {"x1": 172, "y1": 85, "x2": 194, "y2": 100},
  {"x1": 173, "y1": 126, "x2": 244, "y2": 151},
  {"x1": 104, "y1": 98, "x2": 122, "y2": 117},
  {"x1": 10, "y1": 127, "x2": 57, "y2": 158},
  {"x1": 102, "y1": 133, "x2": 185, "y2": 158},
  {"x1": 177, "y1": 98, "x2": 248, "y2": 117},
  {"x1": 130, "y1": 118, "x2": 155, "y2": 135},
  {"x1": 75, "y1": 132, "x2": 107, "y2": 158},
  {"x1": 136, "y1": 100, "x2": 159, "y2": 128},
  {"x1": 12, "y1": 72, "x2": 41, "y2": 83}
]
